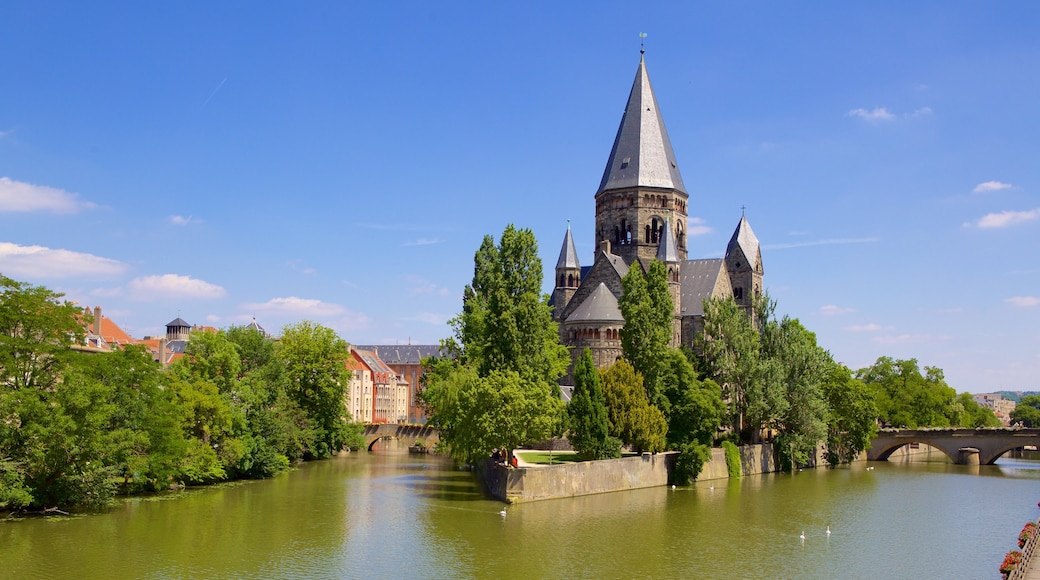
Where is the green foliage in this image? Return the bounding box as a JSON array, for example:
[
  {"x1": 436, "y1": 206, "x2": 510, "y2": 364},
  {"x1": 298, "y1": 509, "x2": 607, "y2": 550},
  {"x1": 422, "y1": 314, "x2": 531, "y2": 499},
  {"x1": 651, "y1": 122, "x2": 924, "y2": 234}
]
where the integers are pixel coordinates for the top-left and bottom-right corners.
[
  {"x1": 698, "y1": 295, "x2": 761, "y2": 438},
  {"x1": 0, "y1": 275, "x2": 85, "y2": 392},
  {"x1": 1012, "y1": 395, "x2": 1040, "y2": 427},
  {"x1": 722, "y1": 441, "x2": 741, "y2": 478},
  {"x1": 423, "y1": 225, "x2": 569, "y2": 464},
  {"x1": 278, "y1": 321, "x2": 354, "y2": 458},
  {"x1": 856, "y1": 357, "x2": 963, "y2": 428},
  {"x1": 568, "y1": 349, "x2": 621, "y2": 460},
  {"x1": 672, "y1": 442, "x2": 712, "y2": 485},
  {"x1": 619, "y1": 261, "x2": 673, "y2": 411},
  {"x1": 447, "y1": 224, "x2": 569, "y2": 386},
  {"x1": 661, "y1": 349, "x2": 724, "y2": 448},
  {"x1": 420, "y1": 363, "x2": 563, "y2": 465},
  {"x1": 823, "y1": 365, "x2": 878, "y2": 466},
  {"x1": 951, "y1": 392, "x2": 1001, "y2": 428},
  {"x1": 600, "y1": 360, "x2": 667, "y2": 453}
]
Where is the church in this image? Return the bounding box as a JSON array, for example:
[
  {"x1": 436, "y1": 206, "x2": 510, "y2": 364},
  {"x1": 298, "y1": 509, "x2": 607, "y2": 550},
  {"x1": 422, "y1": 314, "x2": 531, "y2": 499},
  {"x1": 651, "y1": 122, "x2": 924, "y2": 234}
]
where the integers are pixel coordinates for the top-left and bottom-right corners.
[{"x1": 550, "y1": 52, "x2": 765, "y2": 377}]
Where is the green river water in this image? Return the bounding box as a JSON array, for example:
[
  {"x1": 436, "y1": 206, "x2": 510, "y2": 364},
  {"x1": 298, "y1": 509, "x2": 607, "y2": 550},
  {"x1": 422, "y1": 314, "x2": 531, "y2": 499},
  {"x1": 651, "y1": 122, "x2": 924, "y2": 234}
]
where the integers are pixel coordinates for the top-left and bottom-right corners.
[{"x1": 2, "y1": 442, "x2": 1038, "y2": 579}]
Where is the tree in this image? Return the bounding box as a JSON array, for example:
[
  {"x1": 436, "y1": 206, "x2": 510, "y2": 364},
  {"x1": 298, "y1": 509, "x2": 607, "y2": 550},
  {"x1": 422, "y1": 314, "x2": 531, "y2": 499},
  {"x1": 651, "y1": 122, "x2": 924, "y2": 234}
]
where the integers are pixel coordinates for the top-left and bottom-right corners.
[
  {"x1": 599, "y1": 360, "x2": 667, "y2": 453},
  {"x1": 660, "y1": 349, "x2": 724, "y2": 448},
  {"x1": 857, "y1": 357, "x2": 957, "y2": 428},
  {"x1": 567, "y1": 349, "x2": 620, "y2": 460},
  {"x1": 1012, "y1": 395, "x2": 1040, "y2": 427},
  {"x1": 447, "y1": 224, "x2": 569, "y2": 386},
  {"x1": 619, "y1": 260, "x2": 673, "y2": 411},
  {"x1": 0, "y1": 275, "x2": 84, "y2": 392},
  {"x1": 278, "y1": 321, "x2": 361, "y2": 458},
  {"x1": 423, "y1": 225, "x2": 569, "y2": 463},
  {"x1": 698, "y1": 295, "x2": 762, "y2": 440},
  {"x1": 823, "y1": 365, "x2": 878, "y2": 466},
  {"x1": 761, "y1": 317, "x2": 829, "y2": 470}
]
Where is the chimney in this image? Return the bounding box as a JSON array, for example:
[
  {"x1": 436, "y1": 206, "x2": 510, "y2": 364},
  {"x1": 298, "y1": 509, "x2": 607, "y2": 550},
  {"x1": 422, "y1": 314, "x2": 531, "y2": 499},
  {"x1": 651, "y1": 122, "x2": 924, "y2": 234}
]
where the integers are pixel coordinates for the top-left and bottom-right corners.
[
  {"x1": 600, "y1": 240, "x2": 612, "y2": 256},
  {"x1": 93, "y1": 305, "x2": 102, "y2": 336},
  {"x1": 159, "y1": 338, "x2": 167, "y2": 367}
]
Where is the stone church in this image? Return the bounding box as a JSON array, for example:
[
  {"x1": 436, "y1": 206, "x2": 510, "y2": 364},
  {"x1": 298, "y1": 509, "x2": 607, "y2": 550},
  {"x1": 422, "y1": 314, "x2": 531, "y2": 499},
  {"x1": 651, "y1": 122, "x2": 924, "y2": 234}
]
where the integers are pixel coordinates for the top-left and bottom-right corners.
[{"x1": 550, "y1": 53, "x2": 764, "y2": 377}]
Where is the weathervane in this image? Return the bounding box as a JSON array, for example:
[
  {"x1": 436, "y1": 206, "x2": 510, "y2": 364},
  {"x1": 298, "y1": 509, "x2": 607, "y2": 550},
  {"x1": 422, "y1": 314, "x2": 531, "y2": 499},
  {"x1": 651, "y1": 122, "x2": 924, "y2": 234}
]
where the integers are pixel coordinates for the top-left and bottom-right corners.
[
  {"x1": 640, "y1": 32, "x2": 647, "y2": 55},
  {"x1": 741, "y1": 205, "x2": 746, "y2": 216}
]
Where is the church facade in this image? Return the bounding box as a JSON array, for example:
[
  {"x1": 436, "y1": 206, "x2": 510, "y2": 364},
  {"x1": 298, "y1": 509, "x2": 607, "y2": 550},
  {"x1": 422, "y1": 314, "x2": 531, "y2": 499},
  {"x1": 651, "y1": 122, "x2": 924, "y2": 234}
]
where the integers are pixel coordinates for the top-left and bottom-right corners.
[{"x1": 550, "y1": 54, "x2": 765, "y2": 378}]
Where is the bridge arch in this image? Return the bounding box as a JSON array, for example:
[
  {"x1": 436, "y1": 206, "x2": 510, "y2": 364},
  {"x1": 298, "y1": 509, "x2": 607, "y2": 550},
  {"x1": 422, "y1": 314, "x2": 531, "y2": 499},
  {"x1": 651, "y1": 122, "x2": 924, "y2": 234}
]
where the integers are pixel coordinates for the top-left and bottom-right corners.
[
  {"x1": 867, "y1": 440, "x2": 959, "y2": 464},
  {"x1": 361, "y1": 424, "x2": 440, "y2": 452},
  {"x1": 867, "y1": 429, "x2": 1040, "y2": 465}
]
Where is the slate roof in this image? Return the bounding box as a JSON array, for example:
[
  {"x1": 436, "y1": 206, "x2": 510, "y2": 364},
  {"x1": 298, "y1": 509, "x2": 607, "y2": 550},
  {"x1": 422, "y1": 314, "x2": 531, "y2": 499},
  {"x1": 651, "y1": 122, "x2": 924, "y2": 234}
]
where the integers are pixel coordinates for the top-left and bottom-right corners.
[
  {"x1": 597, "y1": 55, "x2": 686, "y2": 195},
  {"x1": 656, "y1": 218, "x2": 680, "y2": 263},
  {"x1": 726, "y1": 215, "x2": 761, "y2": 270},
  {"x1": 556, "y1": 224, "x2": 580, "y2": 270},
  {"x1": 352, "y1": 345, "x2": 445, "y2": 365},
  {"x1": 566, "y1": 283, "x2": 623, "y2": 324},
  {"x1": 166, "y1": 317, "x2": 190, "y2": 328},
  {"x1": 680, "y1": 259, "x2": 727, "y2": 317},
  {"x1": 353, "y1": 348, "x2": 395, "y2": 376}
]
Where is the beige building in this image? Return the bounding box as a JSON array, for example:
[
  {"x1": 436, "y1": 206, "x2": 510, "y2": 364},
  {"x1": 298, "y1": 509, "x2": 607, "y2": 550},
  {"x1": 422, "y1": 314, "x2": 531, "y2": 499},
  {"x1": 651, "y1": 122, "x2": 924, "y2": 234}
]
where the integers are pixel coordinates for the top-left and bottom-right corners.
[
  {"x1": 347, "y1": 348, "x2": 409, "y2": 424},
  {"x1": 973, "y1": 393, "x2": 1017, "y2": 426}
]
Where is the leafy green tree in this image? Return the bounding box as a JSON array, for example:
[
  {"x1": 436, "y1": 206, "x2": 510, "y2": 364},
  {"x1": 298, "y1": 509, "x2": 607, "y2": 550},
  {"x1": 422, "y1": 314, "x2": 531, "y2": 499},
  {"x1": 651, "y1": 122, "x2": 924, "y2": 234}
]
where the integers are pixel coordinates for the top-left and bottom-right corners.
[
  {"x1": 823, "y1": 365, "x2": 878, "y2": 466},
  {"x1": 660, "y1": 349, "x2": 724, "y2": 448},
  {"x1": 951, "y1": 392, "x2": 1001, "y2": 428},
  {"x1": 1012, "y1": 395, "x2": 1040, "y2": 427},
  {"x1": 619, "y1": 260, "x2": 673, "y2": 411},
  {"x1": 698, "y1": 295, "x2": 761, "y2": 440},
  {"x1": 857, "y1": 357, "x2": 956, "y2": 428},
  {"x1": 600, "y1": 360, "x2": 667, "y2": 453},
  {"x1": 672, "y1": 441, "x2": 712, "y2": 485},
  {"x1": 446, "y1": 224, "x2": 569, "y2": 386},
  {"x1": 567, "y1": 349, "x2": 620, "y2": 460},
  {"x1": 0, "y1": 275, "x2": 84, "y2": 391},
  {"x1": 423, "y1": 225, "x2": 569, "y2": 463},
  {"x1": 278, "y1": 321, "x2": 362, "y2": 458},
  {"x1": 761, "y1": 317, "x2": 829, "y2": 469}
]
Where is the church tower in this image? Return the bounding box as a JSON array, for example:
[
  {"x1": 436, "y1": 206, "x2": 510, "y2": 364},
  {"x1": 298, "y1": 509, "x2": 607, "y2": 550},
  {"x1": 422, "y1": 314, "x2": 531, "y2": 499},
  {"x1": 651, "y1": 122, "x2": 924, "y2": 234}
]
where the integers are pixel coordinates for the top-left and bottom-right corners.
[
  {"x1": 656, "y1": 218, "x2": 683, "y2": 347},
  {"x1": 725, "y1": 215, "x2": 764, "y2": 315},
  {"x1": 595, "y1": 53, "x2": 689, "y2": 267},
  {"x1": 552, "y1": 222, "x2": 581, "y2": 321}
]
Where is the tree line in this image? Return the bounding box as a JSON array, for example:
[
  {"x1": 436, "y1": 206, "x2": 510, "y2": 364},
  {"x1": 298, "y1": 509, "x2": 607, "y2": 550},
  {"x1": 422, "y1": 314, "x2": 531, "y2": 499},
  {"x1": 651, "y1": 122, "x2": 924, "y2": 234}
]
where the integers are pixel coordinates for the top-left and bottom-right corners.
[
  {"x1": 420, "y1": 226, "x2": 1002, "y2": 482},
  {"x1": 0, "y1": 274, "x2": 364, "y2": 512}
]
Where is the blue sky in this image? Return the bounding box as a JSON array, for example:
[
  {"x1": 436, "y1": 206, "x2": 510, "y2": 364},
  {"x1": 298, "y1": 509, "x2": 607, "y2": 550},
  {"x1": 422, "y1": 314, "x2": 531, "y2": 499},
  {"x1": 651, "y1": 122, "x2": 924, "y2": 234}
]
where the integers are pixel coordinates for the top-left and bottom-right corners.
[{"x1": 1, "y1": 2, "x2": 1038, "y2": 393}]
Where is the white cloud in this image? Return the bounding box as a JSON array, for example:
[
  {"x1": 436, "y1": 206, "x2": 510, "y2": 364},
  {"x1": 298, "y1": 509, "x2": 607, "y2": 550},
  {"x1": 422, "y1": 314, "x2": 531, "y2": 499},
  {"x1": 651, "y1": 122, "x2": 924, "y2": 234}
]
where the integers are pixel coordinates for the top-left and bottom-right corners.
[
  {"x1": 1005, "y1": 296, "x2": 1040, "y2": 308},
  {"x1": 128, "y1": 274, "x2": 226, "y2": 300},
  {"x1": 403, "y1": 238, "x2": 444, "y2": 247},
  {"x1": 766, "y1": 237, "x2": 880, "y2": 250},
  {"x1": 169, "y1": 215, "x2": 192, "y2": 226},
  {"x1": 973, "y1": 181, "x2": 1012, "y2": 194},
  {"x1": 0, "y1": 177, "x2": 96, "y2": 213},
  {"x1": 906, "y1": 107, "x2": 932, "y2": 118},
  {"x1": 968, "y1": 208, "x2": 1040, "y2": 229},
  {"x1": 819, "y1": 305, "x2": 855, "y2": 316},
  {"x1": 843, "y1": 323, "x2": 895, "y2": 332},
  {"x1": 0, "y1": 242, "x2": 127, "y2": 278},
  {"x1": 687, "y1": 217, "x2": 711, "y2": 236},
  {"x1": 242, "y1": 296, "x2": 346, "y2": 317},
  {"x1": 847, "y1": 107, "x2": 895, "y2": 122}
]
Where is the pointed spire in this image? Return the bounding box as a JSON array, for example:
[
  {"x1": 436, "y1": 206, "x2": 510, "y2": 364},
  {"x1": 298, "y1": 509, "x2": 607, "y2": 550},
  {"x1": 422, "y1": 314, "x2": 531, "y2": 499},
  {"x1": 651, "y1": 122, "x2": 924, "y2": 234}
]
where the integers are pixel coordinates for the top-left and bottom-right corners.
[
  {"x1": 726, "y1": 215, "x2": 761, "y2": 270},
  {"x1": 597, "y1": 56, "x2": 686, "y2": 195},
  {"x1": 556, "y1": 221, "x2": 580, "y2": 270},
  {"x1": 656, "y1": 218, "x2": 680, "y2": 263}
]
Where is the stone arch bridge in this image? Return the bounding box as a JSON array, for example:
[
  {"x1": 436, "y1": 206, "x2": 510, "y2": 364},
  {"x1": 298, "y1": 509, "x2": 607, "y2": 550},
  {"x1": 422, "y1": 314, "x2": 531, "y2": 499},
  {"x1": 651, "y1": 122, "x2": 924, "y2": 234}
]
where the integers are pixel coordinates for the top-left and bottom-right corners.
[
  {"x1": 362, "y1": 423, "x2": 439, "y2": 451},
  {"x1": 867, "y1": 428, "x2": 1040, "y2": 465}
]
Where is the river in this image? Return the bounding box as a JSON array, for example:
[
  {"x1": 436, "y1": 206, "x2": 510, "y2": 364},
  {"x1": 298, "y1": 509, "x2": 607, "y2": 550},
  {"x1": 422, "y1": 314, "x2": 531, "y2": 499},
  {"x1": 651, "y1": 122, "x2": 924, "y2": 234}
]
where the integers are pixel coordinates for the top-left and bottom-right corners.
[{"x1": 2, "y1": 443, "x2": 1037, "y2": 579}]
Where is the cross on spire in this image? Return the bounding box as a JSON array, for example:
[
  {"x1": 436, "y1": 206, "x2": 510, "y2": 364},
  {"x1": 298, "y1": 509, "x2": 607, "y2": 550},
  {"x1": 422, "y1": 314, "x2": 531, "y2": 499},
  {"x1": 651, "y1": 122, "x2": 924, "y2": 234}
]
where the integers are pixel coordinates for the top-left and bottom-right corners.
[{"x1": 639, "y1": 32, "x2": 647, "y2": 55}]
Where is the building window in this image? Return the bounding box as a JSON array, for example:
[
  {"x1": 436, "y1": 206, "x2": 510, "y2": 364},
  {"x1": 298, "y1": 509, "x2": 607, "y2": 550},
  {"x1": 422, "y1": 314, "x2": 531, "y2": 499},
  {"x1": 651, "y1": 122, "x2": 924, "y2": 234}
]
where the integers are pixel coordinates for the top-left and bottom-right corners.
[{"x1": 734, "y1": 287, "x2": 744, "y2": 300}]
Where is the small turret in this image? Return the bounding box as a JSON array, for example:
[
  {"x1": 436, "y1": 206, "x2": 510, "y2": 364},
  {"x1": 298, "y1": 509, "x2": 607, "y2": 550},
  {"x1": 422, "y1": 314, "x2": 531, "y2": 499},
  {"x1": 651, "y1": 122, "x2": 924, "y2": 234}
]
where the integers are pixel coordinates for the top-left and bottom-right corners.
[
  {"x1": 552, "y1": 222, "x2": 581, "y2": 321},
  {"x1": 725, "y1": 214, "x2": 764, "y2": 314}
]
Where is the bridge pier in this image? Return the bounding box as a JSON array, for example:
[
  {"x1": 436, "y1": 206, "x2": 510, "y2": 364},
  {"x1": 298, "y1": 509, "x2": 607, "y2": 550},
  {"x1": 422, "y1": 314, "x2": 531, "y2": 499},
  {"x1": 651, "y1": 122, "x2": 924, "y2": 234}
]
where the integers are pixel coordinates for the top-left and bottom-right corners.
[{"x1": 957, "y1": 447, "x2": 980, "y2": 466}]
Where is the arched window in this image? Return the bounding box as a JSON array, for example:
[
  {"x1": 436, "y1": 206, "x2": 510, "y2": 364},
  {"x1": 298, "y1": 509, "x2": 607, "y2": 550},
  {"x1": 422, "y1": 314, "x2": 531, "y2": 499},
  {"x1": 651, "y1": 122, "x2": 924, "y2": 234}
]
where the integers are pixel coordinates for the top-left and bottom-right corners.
[
  {"x1": 645, "y1": 225, "x2": 651, "y2": 243},
  {"x1": 734, "y1": 287, "x2": 744, "y2": 300},
  {"x1": 567, "y1": 274, "x2": 574, "y2": 287},
  {"x1": 559, "y1": 274, "x2": 566, "y2": 286}
]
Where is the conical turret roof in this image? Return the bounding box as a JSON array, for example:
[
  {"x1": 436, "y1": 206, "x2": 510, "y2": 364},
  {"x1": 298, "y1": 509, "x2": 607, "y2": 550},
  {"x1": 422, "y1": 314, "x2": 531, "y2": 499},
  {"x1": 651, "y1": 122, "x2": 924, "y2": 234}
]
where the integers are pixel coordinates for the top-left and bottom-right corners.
[
  {"x1": 726, "y1": 215, "x2": 761, "y2": 270},
  {"x1": 566, "y1": 283, "x2": 623, "y2": 324},
  {"x1": 556, "y1": 223, "x2": 580, "y2": 270},
  {"x1": 597, "y1": 55, "x2": 686, "y2": 195},
  {"x1": 656, "y1": 218, "x2": 680, "y2": 263}
]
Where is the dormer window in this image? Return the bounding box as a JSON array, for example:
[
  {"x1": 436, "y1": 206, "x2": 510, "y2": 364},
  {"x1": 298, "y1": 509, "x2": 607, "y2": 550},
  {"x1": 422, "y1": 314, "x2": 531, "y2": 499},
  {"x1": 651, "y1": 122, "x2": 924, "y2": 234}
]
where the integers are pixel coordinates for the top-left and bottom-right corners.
[{"x1": 620, "y1": 157, "x2": 630, "y2": 169}]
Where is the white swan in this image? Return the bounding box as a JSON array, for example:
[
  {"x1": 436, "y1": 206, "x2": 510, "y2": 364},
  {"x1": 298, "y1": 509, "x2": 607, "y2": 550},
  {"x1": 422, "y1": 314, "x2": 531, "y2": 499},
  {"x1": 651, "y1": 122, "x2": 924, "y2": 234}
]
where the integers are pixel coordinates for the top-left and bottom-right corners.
[{"x1": 799, "y1": 531, "x2": 805, "y2": 540}]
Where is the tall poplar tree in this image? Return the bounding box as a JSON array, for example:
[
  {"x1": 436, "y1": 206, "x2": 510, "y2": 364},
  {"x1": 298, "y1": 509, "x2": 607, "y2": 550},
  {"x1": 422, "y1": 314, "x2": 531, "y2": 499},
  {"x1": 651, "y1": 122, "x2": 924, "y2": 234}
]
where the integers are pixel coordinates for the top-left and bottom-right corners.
[
  {"x1": 619, "y1": 260, "x2": 673, "y2": 411},
  {"x1": 568, "y1": 349, "x2": 619, "y2": 460}
]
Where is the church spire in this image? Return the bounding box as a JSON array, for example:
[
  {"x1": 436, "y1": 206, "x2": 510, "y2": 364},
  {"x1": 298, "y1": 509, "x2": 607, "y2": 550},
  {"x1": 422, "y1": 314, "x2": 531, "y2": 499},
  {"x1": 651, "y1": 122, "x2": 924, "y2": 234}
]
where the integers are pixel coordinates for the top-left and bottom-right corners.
[
  {"x1": 597, "y1": 56, "x2": 686, "y2": 195},
  {"x1": 556, "y1": 221, "x2": 580, "y2": 270}
]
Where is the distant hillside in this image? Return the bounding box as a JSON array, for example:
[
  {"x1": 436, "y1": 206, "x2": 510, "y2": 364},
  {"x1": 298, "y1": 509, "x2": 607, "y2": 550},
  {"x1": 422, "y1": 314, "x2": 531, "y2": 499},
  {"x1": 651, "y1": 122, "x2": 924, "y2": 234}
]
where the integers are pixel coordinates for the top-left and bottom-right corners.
[{"x1": 991, "y1": 391, "x2": 1040, "y2": 403}]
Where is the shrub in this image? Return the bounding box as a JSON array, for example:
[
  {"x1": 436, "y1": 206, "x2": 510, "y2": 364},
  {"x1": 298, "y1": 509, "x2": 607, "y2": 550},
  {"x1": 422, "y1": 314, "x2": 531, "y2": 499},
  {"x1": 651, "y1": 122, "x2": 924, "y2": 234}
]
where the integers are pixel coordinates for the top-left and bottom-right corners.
[
  {"x1": 672, "y1": 442, "x2": 712, "y2": 486},
  {"x1": 722, "y1": 441, "x2": 742, "y2": 479}
]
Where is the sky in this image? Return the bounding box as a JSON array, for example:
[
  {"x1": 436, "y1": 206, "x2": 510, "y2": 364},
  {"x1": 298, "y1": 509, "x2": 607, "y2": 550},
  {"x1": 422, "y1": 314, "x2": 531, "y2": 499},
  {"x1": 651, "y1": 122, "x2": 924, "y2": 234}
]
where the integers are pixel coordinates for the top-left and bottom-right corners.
[{"x1": 1, "y1": 2, "x2": 1038, "y2": 393}]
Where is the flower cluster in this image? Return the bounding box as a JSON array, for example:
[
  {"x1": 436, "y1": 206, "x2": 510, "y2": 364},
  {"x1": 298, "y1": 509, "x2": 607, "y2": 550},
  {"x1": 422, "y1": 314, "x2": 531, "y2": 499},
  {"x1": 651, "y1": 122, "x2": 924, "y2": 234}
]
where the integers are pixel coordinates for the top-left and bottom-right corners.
[
  {"x1": 1021, "y1": 522, "x2": 1037, "y2": 549},
  {"x1": 1001, "y1": 550, "x2": 1024, "y2": 576}
]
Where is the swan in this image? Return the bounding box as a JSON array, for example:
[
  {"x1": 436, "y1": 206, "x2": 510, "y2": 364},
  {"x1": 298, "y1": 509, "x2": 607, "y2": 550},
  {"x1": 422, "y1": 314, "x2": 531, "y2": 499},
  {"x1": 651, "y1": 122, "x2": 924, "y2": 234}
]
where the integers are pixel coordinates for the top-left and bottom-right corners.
[
  {"x1": 826, "y1": 526, "x2": 831, "y2": 536},
  {"x1": 799, "y1": 531, "x2": 805, "y2": 540}
]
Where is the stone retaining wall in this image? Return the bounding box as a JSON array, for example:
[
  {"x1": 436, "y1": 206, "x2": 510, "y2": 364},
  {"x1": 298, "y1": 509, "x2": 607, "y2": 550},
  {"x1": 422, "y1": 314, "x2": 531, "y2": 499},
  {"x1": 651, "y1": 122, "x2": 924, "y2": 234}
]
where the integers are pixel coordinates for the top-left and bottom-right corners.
[{"x1": 483, "y1": 452, "x2": 675, "y2": 503}]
